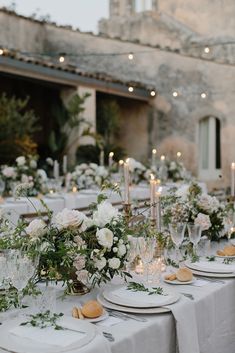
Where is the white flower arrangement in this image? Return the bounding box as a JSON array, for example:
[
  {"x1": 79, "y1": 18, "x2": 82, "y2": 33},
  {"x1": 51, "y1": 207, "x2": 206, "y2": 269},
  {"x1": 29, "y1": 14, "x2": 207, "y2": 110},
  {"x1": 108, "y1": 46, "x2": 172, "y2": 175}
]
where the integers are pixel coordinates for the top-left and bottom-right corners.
[
  {"x1": 71, "y1": 163, "x2": 109, "y2": 190},
  {"x1": 162, "y1": 182, "x2": 231, "y2": 241}
]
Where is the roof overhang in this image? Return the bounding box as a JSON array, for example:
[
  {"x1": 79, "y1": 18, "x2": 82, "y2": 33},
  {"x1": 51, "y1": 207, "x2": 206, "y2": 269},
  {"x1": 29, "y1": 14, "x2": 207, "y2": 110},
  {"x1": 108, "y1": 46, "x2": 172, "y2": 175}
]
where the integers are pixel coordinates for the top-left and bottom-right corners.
[{"x1": 0, "y1": 55, "x2": 151, "y2": 101}]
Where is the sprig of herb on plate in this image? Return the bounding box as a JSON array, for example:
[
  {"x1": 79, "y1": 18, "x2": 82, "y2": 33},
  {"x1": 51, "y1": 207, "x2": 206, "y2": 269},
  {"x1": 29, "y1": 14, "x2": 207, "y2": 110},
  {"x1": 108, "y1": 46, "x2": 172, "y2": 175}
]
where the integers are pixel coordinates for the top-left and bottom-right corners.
[
  {"x1": 223, "y1": 258, "x2": 235, "y2": 265},
  {"x1": 127, "y1": 282, "x2": 167, "y2": 296},
  {"x1": 20, "y1": 310, "x2": 64, "y2": 330},
  {"x1": 191, "y1": 253, "x2": 200, "y2": 263},
  {"x1": 206, "y1": 256, "x2": 215, "y2": 262}
]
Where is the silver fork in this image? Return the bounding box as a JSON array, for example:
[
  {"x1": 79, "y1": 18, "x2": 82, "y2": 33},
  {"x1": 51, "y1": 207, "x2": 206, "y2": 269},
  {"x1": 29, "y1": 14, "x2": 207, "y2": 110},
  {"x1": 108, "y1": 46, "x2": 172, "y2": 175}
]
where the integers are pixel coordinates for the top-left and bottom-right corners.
[
  {"x1": 102, "y1": 331, "x2": 115, "y2": 342},
  {"x1": 107, "y1": 309, "x2": 147, "y2": 322}
]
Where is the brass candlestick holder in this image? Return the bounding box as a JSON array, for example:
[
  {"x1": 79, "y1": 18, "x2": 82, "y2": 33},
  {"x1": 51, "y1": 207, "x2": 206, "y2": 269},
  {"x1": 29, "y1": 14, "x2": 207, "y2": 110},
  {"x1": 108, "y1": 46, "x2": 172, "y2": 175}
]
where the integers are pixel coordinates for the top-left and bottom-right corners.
[
  {"x1": 150, "y1": 218, "x2": 157, "y2": 229},
  {"x1": 123, "y1": 202, "x2": 132, "y2": 223},
  {"x1": 228, "y1": 195, "x2": 235, "y2": 203}
]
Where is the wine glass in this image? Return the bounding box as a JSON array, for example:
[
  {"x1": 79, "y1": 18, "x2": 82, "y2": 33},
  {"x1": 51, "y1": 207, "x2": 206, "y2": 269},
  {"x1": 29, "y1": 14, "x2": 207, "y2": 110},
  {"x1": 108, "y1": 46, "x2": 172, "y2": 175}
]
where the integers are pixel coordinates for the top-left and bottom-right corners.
[
  {"x1": 138, "y1": 237, "x2": 156, "y2": 284},
  {"x1": 169, "y1": 223, "x2": 186, "y2": 266},
  {"x1": 0, "y1": 251, "x2": 7, "y2": 286},
  {"x1": 126, "y1": 236, "x2": 139, "y2": 274},
  {"x1": 6, "y1": 250, "x2": 39, "y2": 308},
  {"x1": 187, "y1": 224, "x2": 202, "y2": 257}
]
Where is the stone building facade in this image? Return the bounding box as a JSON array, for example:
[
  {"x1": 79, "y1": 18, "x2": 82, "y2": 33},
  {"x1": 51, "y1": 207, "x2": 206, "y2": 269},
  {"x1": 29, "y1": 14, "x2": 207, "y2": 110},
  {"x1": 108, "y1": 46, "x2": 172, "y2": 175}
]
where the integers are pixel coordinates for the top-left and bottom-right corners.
[{"x1": 0, "y1": 0, "x2": 235, "y2": 188}]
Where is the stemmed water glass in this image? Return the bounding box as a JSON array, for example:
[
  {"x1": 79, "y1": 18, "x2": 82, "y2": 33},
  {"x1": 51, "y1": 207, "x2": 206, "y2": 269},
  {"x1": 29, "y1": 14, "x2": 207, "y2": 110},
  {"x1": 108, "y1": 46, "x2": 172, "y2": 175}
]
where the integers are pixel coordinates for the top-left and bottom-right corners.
[
  {"x1": 187, "y1": 224, "x2": 202, "y2": 257},
  {"x1": 6, "y1": 250, "x2": 39, "y2": 308},
  {"x1": 126, "y1": 236, "x2": 139, "y2": 274},
  {"x1": 169, "y1": 223, "x2": 186, "y2": 266},
  {"x1": 138, "y1": 237, "x2": 156, "y2": 284}
]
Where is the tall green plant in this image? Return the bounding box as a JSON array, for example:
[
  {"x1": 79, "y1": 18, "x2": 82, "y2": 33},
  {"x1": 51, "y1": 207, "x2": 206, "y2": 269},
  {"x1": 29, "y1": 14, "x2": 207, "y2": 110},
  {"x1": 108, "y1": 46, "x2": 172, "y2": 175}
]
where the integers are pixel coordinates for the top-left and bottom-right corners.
[
  {"x1": 97, "y1": 100, "x2": 120, "y2": 146},
  {"x1": 0, "y1": 93, "x2": 39, "y2": 164},
  {"x1": 48, "y1": 93, "x2": 90, "y2": 159}
]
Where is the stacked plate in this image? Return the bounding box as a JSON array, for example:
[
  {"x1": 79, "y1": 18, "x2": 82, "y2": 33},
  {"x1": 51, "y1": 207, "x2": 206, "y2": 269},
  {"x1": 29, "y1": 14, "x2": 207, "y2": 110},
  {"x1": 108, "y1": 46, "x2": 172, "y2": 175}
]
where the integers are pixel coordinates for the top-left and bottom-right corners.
[
  {"x1": 185, "y1": 258, "x2": 235, "y2": 278},
  {"x1": 98, "y1": 284, "x2": 181, "y2": 315}
]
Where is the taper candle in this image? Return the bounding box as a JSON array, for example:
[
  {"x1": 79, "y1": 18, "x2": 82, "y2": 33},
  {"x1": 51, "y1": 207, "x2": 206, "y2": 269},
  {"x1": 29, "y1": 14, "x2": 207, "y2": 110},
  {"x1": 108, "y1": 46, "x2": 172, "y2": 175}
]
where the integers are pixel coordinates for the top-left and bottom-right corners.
[
  {"x1": 99, "y1": 149, "x2": 104, "y2": 166},
  {"x1": 156, "y1": 186, "x2": 162, "y2": 231},
  {"x1": 124, "y1": 158, "x2": 130, "y2": 204},
  {"x1": 231, "y1": 162, "x2": 235, "y2": 197},
  {"x1": 151, "y1": 149, "x2": 157, "y2": 170},
  {"x1": 63, "y1": 155, "x2": 67, "y2": 175},
  {"x1": 150, "y1": 174, "x2": 157, "y2": 220},
  {"x1": 109, "y1": 152, "x2": 114, "y2": 169}
]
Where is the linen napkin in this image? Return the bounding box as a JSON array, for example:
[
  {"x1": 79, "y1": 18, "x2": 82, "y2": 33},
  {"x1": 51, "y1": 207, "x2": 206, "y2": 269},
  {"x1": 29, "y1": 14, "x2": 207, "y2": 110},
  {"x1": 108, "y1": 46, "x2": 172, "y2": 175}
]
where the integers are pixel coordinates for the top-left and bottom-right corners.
[
  {"x1": 10, "y1": 325, "x2": 84, "y2": 347},
  {"x1": 164, "y1": 297, "x2": 200, "y2": 353},
  {"x1": 9, "y1": 315, "x2": 90, "y2": 347}
]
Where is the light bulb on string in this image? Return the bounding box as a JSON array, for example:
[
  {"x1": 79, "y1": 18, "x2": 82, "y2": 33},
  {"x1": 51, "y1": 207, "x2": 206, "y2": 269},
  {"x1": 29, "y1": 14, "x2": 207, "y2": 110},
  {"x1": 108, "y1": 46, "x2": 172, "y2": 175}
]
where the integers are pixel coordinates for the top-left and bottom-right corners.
[
  {"x1": 0, "y1": 48, "x2": 4, "y2": 55},
  {"x1": 150, "y1": 90, "x2": 156, "y2": 97},
  {"x1": 128, "y1": 86, "x2": 134, "y2": 92},
  {"x1": 128, "y1": 52, "x2": 134, "y2": 60},
  {"x1": 172, "y1": 91, "x2": 178, "y2": 98},
  {"x1": 58, "y1": 53, "x2": 66, "y2": 63},
  {"x1": 204, "y1": 47, "x2": 210, "y2": 54},
  {"x1": 201, "y1": 92, "x2": 207, "y2": 99}
]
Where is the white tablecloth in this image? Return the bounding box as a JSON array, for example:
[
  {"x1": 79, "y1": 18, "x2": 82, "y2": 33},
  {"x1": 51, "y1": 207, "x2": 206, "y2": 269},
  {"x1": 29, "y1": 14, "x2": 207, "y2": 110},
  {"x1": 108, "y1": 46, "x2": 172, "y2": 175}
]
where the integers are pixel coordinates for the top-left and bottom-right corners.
[{"x1": 0, "y1": 274, "x2": 233, "y2": 353}]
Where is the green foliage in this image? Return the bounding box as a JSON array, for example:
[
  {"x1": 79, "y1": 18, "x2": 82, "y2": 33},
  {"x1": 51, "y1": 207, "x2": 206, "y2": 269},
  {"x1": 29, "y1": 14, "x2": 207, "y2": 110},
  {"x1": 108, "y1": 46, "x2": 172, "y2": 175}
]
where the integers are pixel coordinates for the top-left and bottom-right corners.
[
  {"x1": 76, "y1": 144, "x2": 100, "y2": 164},
  {"x1": 127, "y1": 282, "x2": 166, "y2": 296},
  {"x1": 97, "y1": 100, "x2": 120, "y2": 146},
  {"x1": 20, "y1": 311, "x2": 64, "y2": 330},
  {"x1": 0, "y1": 93, "x2": 39, "y2": 164},
  {"x1": 48, "y1": 93, "x2": 90, "y2": 159}
]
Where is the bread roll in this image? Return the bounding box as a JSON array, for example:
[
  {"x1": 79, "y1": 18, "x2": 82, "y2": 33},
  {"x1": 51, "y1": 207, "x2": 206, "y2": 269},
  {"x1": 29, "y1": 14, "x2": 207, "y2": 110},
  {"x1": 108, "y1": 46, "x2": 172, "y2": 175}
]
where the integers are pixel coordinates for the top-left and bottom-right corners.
[
  {"x1": 217, "y1": 250, "x2": 225, "y2": 256},
  {"x1": 81, "y1": 300, "x2": 103, "y2": 318},
  {"x1": 176, "y1": 268, "x2": 193, "y2": 282},
  {"x1": 72, "y1": 307, "x2": 79, "y2": 319},
  {"x1": 223, "y1": 245, "x2": 235, "y2": 256},
  {"x1": 164, "y1": 273, "x2": 177, "y2": 281}
]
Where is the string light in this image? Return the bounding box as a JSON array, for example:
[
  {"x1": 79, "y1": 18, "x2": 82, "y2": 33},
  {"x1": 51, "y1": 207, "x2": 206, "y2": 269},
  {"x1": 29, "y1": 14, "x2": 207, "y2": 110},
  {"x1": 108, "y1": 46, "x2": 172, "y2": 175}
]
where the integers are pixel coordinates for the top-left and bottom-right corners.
[
  {"x1": 172, "y1": 91, "x2": 178, "y2": 97},
  {"x1": 201, "y1": 92, "x2": 207, "y2": 99},
  {"x1": 204, "y1": 47, "x2": 210, "y2": 54},
  {"x1": 128, "y1": 86, "x2": 134, "y2": 92},
  {"x1": 177, "y1": 151, "x2": 182, "y2": 158},
  {"x1": 0, "y1": 48, "x2": 4, "y2": 55},
  {"x1": 150, "y1": 90, "x2": 156, "y2": 97},
  {"x1": 128, "y1": 52, "x2": 134, "y2": 60},
  {"x1": 59, "y1": 55, "x2": 65, "y2": 63}
]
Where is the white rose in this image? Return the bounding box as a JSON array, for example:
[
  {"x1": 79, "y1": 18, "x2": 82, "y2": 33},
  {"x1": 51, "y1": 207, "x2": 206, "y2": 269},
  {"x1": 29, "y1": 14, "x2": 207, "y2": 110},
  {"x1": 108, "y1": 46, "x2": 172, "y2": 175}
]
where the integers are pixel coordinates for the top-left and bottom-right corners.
[
  {"x1": 118, "y1": 244, "x2": 126, "y2": 257},
  {"x1": 85, "y1": 168, "x2": 94, "y2": 176},
  {"x1": 93, "y1": 201, "x2": 119, "y2": 227},
  {"x1": 76, "y1": 269, "x2": 88, "y2": 284},
  {"x1": 108, "y1": 258, "x2": 121, "y2": 269},
  {"x1": 94, "y1": 257, "x2": 106, "y2": 270},
  {"x1": 175, "y1": 185, "x2": 190, "y2": 201},
  {"x1": 16, "y1": 156, "x2": 26, "y2": 166},
  {"x1": 55, "y1": 208, "x2": 88, "y2": 231},
  {"x1": 96, "y1": 228, "x2": 114, "y2": 248},
  {"x1": 30, "y1": 160, "x2": 37, "y2": 169},
  {"x1": 73, "y1": 255, "x2": 86, "y2": 271},
  {"x1": 46, "y1": 158, "x2": 54, "y2": 166},
  {"x1": 97, "y1": 166, "x2": 108, "y2": 178},
  {"x1": 37, "y1": 169, "x2": 48, "y2": 182},
  {"x1": 21, "y1": 174, "x2": 29, "y2": 183},
  {"x1": 90, "y1": 163, "x2": 98, "y2": 170},
  {"x1": 194, "y1": 213, "x2": 211, "y2": 231},
  {"x1": 2, "y1": 166, "x2": 16, "y2": 178},
  {"x1": 197, "y1": 194, "x2": 219, "y2": 213},
  {"x1": 25, "y1": 219, "x2": 47, "y2": 239}
]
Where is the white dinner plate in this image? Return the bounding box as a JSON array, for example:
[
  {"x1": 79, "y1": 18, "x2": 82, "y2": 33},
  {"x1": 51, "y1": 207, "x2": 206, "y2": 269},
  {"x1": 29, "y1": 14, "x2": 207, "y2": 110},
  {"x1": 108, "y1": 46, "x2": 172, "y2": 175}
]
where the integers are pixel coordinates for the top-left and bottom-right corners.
[
  {"x1": 97, "y1": 291, "x2": 170, "y2": 314},
  {"x1": 0, "y1": 316, "x2": 96, "y2": 353},
  {"x1": 103, "y1": 284, "x2": 180, "y2": 308},
  {"x1": 190, "y1": 269, "x2": 235, "y2": 278},
  {"x1": 185, "y1": 259, "x2": 235, "y2": 274},
  {"x1": 163, "y1": 276, "x2": 196, "y2": 285},
  {"x1": 215, "y1": 254, "x2": 235, "y2": 259}
]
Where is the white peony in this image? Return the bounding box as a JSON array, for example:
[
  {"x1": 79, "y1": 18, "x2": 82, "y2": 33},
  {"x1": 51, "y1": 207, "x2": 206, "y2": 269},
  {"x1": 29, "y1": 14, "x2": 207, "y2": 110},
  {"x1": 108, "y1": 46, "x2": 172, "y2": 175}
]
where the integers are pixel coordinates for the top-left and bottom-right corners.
[
  {"x1": 76, "y1": 269, "x2": 88, "y2": 284},
  {"x1": 55, "y1": 208, "x2": 88, "y2": 231},
  {"x1": 108, "y1": 258, "x2": 121, "y2": 269},
  {"x1": 16, "y1": 156, "x2": 26, "y2": 166},
  {"x1": 128, "y1": 158, "x2": 146, "y2": 172},
  {"x1": 2, "y1": 166, "x2": 16, "y2": 178},
  {"x1": 175, "y1": 185, "x2": 190, "y2": 201},
  {"x1": 94, "y1": 257, "x2": 106, "y2": 270},
  {"x1": 25, "y1": 219, "x2": 47, "y2": 239},
  {"x1": 96, "y1": 166, "x2": 108, "y2": 178},
  {"x1": 21, "y1": 174, "x2": 30, "y2": 183},
  {"x1": 194, "y1": 213, "x2": 211, "y2": 231},
  {"x1": 198, "y1": 194, "x2": 220, "y2": 213},
  {"x1": 30, "y1": 160, "x2": 37, "y2": 169},
  {"x1": 93, "y1": 201, "x2": 119, "y2": 227},
  {"x1": 118, "y1": 244, "x2": 126, "y2": 257},
  {"x1": 96, "y1": 228, "x2": 114, "y2": 248},
  {"x1": 46, "y1": 158, "x2": 54, "y2": 166},
  {"x1": 37, "y1": 169, "x2": 48, "y2": 182}
]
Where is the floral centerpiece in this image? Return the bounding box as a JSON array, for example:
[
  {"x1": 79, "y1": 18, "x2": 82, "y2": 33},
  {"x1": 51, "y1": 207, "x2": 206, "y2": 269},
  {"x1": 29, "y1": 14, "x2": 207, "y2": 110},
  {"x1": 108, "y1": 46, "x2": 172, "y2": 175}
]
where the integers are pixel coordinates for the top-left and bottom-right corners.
[
  {"x1": 71, "y1": 163, "x2": 109, "y2": 190},
  {"x1": 127, "y1": 158, "x2": 148, "y2": 185},
  {"x1": 0, "y1": 189, "x2": 130, "y2": 292},
  {"x1": 162, "y1": 182, "x2": 232, "y2": 241},
  {"x1": 166, "y1": 160, "x2": 186, "y2": 182},
  {"x1": 1, "y1": 155, "x2": 47, "y2": 196}
]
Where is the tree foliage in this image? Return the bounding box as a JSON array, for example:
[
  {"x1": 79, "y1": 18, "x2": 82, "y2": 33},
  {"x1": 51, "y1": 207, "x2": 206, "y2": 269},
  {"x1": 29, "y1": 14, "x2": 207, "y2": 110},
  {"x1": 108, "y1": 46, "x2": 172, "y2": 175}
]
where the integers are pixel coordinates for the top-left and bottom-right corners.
[{"x1": 0, "y1": 93, "x2": 39, "y2": 164}]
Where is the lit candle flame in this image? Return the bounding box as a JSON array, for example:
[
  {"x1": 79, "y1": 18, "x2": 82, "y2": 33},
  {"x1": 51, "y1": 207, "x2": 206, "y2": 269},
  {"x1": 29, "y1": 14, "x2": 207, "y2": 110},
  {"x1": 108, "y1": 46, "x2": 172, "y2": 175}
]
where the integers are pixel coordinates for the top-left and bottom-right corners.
[
  {"x1": 160, "y1": 155, "x2": 165, "y2": 161},
  {"x1": 119, "y1": 160, "x2": 124, "y2": 165},
  {"x1": 152, "y1": 148, "x2": 157, "y2": 154},
  {"x1": 177, "y1": 151, "x2": 182, "y2": 158},
  {"x1": 109, "y1": 152, "x2": 114, "y2": 157}
]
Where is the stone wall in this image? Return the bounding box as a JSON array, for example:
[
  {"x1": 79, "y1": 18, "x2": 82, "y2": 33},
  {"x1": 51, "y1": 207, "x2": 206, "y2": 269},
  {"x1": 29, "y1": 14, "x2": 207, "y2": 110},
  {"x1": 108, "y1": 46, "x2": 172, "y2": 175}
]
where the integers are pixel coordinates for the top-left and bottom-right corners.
[{"x1": 1, "y1": 10, "x2": 235, "y2": 187}]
